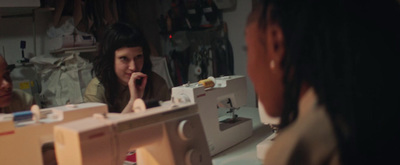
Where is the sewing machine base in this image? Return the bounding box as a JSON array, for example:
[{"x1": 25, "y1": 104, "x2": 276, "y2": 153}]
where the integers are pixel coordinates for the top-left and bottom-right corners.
[
  {"x1": 256, "y1": 132, "x2": 277, "y2": 160},
  {"x1": 219, "y1": 117, "x2": 251, "y2": 131},
  {"x1": 208, "y1": 117, "x2": 252, "y2": 155}
]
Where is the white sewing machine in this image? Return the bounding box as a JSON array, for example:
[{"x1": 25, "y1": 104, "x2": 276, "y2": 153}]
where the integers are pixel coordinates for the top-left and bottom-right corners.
[
  {"x1": 0, "y1": 103, "x2": 108, "y2": 165},
  {"x1": 171, "y1": 75, "x2": 253, "y2": 155},
  {"x1": 54, "y1": 100, "x2": 212, "y2": 165},
  {"x1": 256, "y1": 100, "x2": 280, "y2": 160}
]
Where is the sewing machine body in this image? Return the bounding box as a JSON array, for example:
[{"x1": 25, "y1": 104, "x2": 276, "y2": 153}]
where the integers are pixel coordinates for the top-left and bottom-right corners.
[
  {"x1": 0, "y1": 103, "x2": 108, "y2": 165},
  {"x1": 171, "y1": 75, "x2": 253, "y2": 155},
  {"x1": 55, "y1": 101, "x2": 212, "y2": 165}
]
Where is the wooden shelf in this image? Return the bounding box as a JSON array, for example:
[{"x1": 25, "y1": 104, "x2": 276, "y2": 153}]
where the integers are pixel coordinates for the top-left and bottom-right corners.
[
  {"x1": 0, "y1": 7, "x2": 54, "y2": 18},
  {"x1": 50, "y1": 45, "x2": 98, "y2": 55},
  {"x1": 0, "y1": 0, "x2": 40, "y2": 8}
]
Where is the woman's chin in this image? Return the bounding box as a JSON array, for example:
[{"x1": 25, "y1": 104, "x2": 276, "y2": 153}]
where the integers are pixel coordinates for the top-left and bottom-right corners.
[{"x1": 117, "y1": 79, "x2": 129, "y2": 86}]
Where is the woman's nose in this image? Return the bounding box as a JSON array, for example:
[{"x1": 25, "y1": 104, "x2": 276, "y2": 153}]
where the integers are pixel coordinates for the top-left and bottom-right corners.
[{"x1": 128, "y1": 61, "x2": 136, "y2": 71}]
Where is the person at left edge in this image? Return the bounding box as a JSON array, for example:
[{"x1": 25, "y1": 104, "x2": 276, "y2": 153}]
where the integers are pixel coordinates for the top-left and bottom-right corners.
[{"x1": 0, "y1": 55, "x2": 34, "y2": 114}]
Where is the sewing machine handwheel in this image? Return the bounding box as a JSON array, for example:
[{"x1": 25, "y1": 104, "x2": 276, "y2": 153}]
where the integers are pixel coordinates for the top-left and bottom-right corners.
[
  {"x1": 178, "y1": 120, "x2": 194, "y2": 141},
  {"x1": 133, "y1": 99, "x2": 146, "y2": 113},
  {"x1": 185, "y1": 149, "x2": 203, "y2": 165}
]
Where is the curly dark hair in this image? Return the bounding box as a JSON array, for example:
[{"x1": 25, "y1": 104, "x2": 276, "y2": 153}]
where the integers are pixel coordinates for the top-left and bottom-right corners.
[
  {"x1": 92, "y1": 22, "x2": 152, "y2": 112},
  {"x1": 257, "y1": 0, "x2": 400, "y2": 164}
]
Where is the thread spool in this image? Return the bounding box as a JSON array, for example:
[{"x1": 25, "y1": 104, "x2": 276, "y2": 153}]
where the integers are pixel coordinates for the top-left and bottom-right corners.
[
  {"x1": 133, "y1": 99, "x2": 146, "y2": 113},
  {"x1": 198, "y1": 76, "x2": 215, "y2": 88},
  {"x1": 13, "y1": 111, "x2": 33, "y2": 122},
  {"x1": 31, "y1": 105, "x2": 40, "y2": 122}
]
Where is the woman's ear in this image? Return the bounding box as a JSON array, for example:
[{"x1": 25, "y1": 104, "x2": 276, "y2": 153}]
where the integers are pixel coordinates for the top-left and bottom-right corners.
[{"x1": 266, "y1": 23, "x2": 285, "y2": 67}]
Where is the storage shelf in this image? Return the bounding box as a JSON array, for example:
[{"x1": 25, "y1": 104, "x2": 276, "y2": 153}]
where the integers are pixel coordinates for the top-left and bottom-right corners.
[
  {"x1": 0, "y1": 7, "x2": 54, "y2": 18},
  {"x1": 50, "y1": 45, "x2": 98, "y2": 55}
]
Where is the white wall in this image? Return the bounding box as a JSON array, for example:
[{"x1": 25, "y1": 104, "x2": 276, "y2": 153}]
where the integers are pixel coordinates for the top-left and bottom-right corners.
[
  {"x1": 0, "y1": 11, "x2": 52, "y2": 81},
  {"x1": 223, "y1": 0, "x2": 256, "y2": 107}
]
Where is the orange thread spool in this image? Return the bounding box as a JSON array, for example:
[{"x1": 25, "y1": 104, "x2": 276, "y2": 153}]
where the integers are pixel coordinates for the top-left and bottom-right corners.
[{"x1": 198, "y1": 78, "x2": 215, "y2": 88}]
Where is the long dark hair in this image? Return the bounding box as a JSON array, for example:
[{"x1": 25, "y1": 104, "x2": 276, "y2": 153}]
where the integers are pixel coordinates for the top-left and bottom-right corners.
[
  {"x1": 93, "y1": 22, "x2": 152, "y2": 112},
  {"x1": 258, "y1": 0, "x2": 400, "y2": 164}
]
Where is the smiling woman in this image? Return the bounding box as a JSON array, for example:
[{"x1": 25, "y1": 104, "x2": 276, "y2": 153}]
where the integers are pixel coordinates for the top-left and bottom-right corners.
[
  {"x1": 84, "y1": 22, "x2": 171, "y2": 113},
  {"x1": 114, "y1": 47, "x2": 145, "y2": 86}
]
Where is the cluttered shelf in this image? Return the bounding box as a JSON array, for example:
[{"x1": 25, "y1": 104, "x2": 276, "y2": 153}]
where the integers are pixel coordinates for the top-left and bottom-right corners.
[
  {"x1": 49, "y1": 45, "x2": 98, "y2": 55},
  {"x1": 0, "y1": 7, "x2": 54, "y2": 18}
]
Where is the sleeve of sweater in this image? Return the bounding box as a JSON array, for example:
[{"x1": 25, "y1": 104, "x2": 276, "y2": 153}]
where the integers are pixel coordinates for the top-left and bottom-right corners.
[{"x1": 84, "y1": 77, "x2": 106, "y2": 103}]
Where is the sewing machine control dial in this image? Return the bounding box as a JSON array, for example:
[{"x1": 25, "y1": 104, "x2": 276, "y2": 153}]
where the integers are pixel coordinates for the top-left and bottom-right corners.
[
  {"x1": 185, "y1": 149, "x2": 203, "y2": 165},
  {"x1": 178, "y1": 120, "x2": 194, "y2": 140}
]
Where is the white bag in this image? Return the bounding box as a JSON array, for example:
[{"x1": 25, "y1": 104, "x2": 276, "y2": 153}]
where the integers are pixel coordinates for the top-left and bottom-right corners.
[{"x1": 30, "y1": 53, "x2": 93, "y2": 107}]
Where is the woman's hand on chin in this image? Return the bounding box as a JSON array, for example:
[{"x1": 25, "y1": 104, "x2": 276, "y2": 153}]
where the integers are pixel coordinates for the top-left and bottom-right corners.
[{"x1": 128, "y1": 72, "x2": 148, "y2": 101}]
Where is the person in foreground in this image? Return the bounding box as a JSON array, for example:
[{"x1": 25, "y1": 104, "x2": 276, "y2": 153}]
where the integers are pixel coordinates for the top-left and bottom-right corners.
[
  {"x1": 84, "y1": 22, "x2": 170, "y2": 113},
  {"x1": 246, "y1": 0, "x2": 400, "y2": 164},
  {"x1": 0, "y1": 55, "x2": 34, "y2": 113}
]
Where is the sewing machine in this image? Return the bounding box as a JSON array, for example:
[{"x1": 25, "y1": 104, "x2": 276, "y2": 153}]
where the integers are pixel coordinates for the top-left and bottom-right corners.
[
  {"x1": 171, "y1": 75, "x2": 253, "y2": 155},
  {"x1": 256, "y1": 100, "x2": 280, "y2": 160},
  {"x1": 0, "y1": 103, "x2": 108, "y2": 165},
  {"x1": 54, "y1": 100, "x2": 212, "y2": 165}
]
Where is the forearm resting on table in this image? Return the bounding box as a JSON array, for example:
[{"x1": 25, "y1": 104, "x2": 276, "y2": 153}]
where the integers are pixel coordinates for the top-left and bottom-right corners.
[{"x1": 121, "y1": 99, "x2": 135, "y2": 114}]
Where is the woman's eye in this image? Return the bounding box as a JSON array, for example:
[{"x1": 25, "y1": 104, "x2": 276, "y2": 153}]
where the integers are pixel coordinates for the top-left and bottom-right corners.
[
  {"x1": 3, "y1": 72, "x2": 11, "y2": 81},
  {"x1": 134, "y1": 54, "x2": 143, "y2": 60},
  {"x1": 119, "y1": 57, "x2": 128, "y2": 61}
]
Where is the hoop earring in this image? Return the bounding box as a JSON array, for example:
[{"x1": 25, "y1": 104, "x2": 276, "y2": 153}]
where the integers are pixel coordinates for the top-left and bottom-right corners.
[{"x1": 270, "y1": 60, "x2": 275, "y2": 70}]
